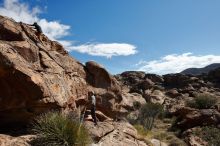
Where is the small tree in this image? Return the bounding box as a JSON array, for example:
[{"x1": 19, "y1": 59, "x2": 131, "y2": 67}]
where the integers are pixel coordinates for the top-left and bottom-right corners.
[{"x1": 138, "y1": 103, "x2": 163, "y2": 130}]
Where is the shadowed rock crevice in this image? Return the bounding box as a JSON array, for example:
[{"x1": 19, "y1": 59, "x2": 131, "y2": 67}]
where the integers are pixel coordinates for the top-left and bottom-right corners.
[
  {"x1": 0, "y1": 18, "x2": 24, "y2": 41},
  {"x1": 0, "y1": 67, "x2": 47, "y2": 127}
]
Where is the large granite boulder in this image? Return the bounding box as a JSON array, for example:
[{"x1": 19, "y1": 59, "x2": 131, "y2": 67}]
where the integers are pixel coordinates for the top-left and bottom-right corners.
[
  {"x1": 117, "y1": 71, "x2": 146, "y2": 86},
  {"x1": 85, "y1": 61, "x2": 121, "y2": 92},
  {"x1": 173, "y1": 107, "x2": 220, "y2": 131},
  {"x1": 143, "y1": 90, "x2": 166, "y2": 104}
]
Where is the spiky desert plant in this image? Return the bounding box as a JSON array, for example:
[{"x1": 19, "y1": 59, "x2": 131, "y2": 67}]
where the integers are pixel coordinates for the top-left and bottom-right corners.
[
  {"x1": 31, "y1": 111, "x2": 91, "y2": 146},
  {"x1": 138, "y1": 103, "x2": 163, "y2": 130}
]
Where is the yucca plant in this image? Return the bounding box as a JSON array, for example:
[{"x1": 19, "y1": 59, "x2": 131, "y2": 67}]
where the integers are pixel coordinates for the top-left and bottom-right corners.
[{"x1": 31, "y1": 111, "x2": 91, "y2": 146}]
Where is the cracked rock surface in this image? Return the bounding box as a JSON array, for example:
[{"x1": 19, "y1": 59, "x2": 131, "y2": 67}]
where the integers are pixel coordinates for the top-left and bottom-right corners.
[
  {"x1": 85, "y1": 121, "x2": 148, "y2": 146},
  {"x1": 0, "y1": 15, "x2": 123, "y2": 126}
]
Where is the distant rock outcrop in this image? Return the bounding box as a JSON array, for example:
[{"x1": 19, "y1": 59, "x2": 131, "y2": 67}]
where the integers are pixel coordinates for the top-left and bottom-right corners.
[
  {"x1": 116, "y1": 69, "x2": 220, "y2": 145},
  {"x1": 181, "y1": 63, "x2": 220, "y2": 75}
]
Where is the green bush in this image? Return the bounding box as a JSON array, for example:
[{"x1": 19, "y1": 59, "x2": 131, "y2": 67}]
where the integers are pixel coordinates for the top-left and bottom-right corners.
[
  {"x1": 133, "y1": 124, "x2": 149, "y2": 137},
  {"x1": 169, "y1": 116, "x2": 182, "y2": 135},
  {"x1": 127, "y1": 112, "x2": 138, "y2": 125},
  {"x1": 194, "y1": 126, "x2": 220, "y2": 146},
  {"x1": 186, "y1": 94, "x2": 217, "y2": 109},
  {"x1": 168, "y1": 138, "x2": 187, "y2": 146},
  {"x1": 133, "y1": 101, "x2": 142, "y2": 110},
  {"x1": 31, "y1": 111, "x2": 91, "y2": 146},
  {"x1": 153, "y1": 132, "x2": 167, "y2": 141},
  {"x1": 138, "y1": 103, "x2": 163, "y2": 130}
]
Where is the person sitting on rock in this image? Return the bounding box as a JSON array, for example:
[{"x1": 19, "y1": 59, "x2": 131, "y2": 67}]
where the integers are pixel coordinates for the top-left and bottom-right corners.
[{"x1": 89, "y1": 91, "x2": 97, "y2": 126}]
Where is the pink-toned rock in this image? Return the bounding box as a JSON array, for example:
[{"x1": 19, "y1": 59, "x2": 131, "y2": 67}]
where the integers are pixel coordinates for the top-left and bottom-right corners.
[
  {"x1": 85, "y1": 121, "x2": 148, "y2": 146},
  {"x1": 151, "y1": 139, "x2": 168, "y2": 146},
  {"x1": 0, "y1": 134, "x2": 35, "y2": 146},
  {"x1": 165, "y1": 89, "x2": 182, "y2": 98},
  {"x1": 120, "y1": 92, "x2": 146, "y2": 111},
  {"x1": 144, "y1": 90, "x2": 166, "y2": 104},
  {"x1": 85, "y1": 61, "x2": 121, "y2": 93},
  {"x1": 0, "y1": 15, "x2": 122, "y2": 126},
  {"x1": 188, "y1": 135, "x2": 208, "y2": 146},
  {"x1": 174, "y1": 107, "x2": 220, "y2": 130}
]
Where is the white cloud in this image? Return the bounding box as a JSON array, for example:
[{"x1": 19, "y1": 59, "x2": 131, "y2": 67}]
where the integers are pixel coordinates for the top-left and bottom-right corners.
[
  {"x1": 0, "y1": 0, "x2": 138, "y2": 58},
  {"x1": 65, "y1": 43, "x2": 137, "y2": 58},
  {"x1": 0, "y1": 0, "x2": 70, "y2": 40},
  {"x1": 137, "y1": 53, "x2": 220, "y2": 75}
]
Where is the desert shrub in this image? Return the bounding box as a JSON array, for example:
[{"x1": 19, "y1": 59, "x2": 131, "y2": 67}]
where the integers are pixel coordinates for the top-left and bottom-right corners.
[
  {"x1": 157, "y1": 109, "x2": 168, "y2": 120},
  {"x1": 138, "y1": 103, "x2": 163, "y2": 130},
  {"x1": 31, "y1": 111, "x2": 91, "y2": 146},
  {"x1": 168, "y1": 138, "x2": 187, "y2": 146},
  {"x1": 168, "y1": 116, "x2": 183, "y2": 138},
  {"x1": 163, "y1": 118, "x2": 172, "y2": 124},
  {"x1": 153, "y1": 132, "x2": 167, "y2": 141},
  {"x1": 133, "y1": 124, "x2": 149, "y2": 137},
  {"x1": 133, "y1": 124, "x2": 154, "y2": 146},
  {"x1": 133, "y1": 101, "x2": 142, "y2": 110},
  {"x1": 193, "y1": 126, "x2": 220, "y2": 146},
  {"x1": 186, "y1": 94, "x2": 217, "y2": 109},
  {"x1": 127, "y1": 112, "x2": 139, "y2": 124},
  {"x1": 165, "y1": 135, "x2": 174, "y2": 141}
]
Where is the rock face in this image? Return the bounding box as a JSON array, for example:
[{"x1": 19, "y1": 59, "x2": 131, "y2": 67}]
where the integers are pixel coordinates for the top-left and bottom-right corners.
[
  {"x1": 0, "y1": 15, "x2": 149, "y2": 146},
  {"x1": 173, "y1": 107, "x2": 220, "y2": 130},
  {"x1": 150, "y1": 139, "x2": 168, "y2": 146},
  {"x1": 116, "y1": 70, "x2": 220, "y2": 145},
  {"x1": 143, "y1": 90, "x2": 166, "y2": 104},
  {"x1": 1, "y1": 15, "x2": 220, "y2": 146},
  {"x1": 0, "y1": 15, "x2": 122, "y2": 127},
  {"x1": 120, "y1": 92, "x2": 146, "y2": 111},
  {"x1": 0, "y1": 134, "x2": 35, "y2": 146},
  {"x1": 85, "y1": 121, "x2": 148, "y2": 146},
  {"x1": 85, "y1": 61, "x2": 121, "y2": 91}
]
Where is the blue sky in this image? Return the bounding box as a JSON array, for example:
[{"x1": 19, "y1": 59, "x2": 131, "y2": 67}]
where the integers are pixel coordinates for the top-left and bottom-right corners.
[{"x1": 1, "y1": 0, "x2": 220, "y2": 74}]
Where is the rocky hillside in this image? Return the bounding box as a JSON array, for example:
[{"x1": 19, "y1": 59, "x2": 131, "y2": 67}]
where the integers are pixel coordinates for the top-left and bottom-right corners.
[
  {"x1": 0, "y1": 15, "x2": 149, "y2": 146},
  {"x1": 115, "y1": 70, "x2": 220, "y2": 145},
  {"x1": 0, "y1": 15, "x2": 124, "y2": 126},
  {"x1": 0, "y1": 15, "x2": 220, "y2": 146},
  {"x1": 181, "y1": 63, "x2": 220, "y2": 75}
]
